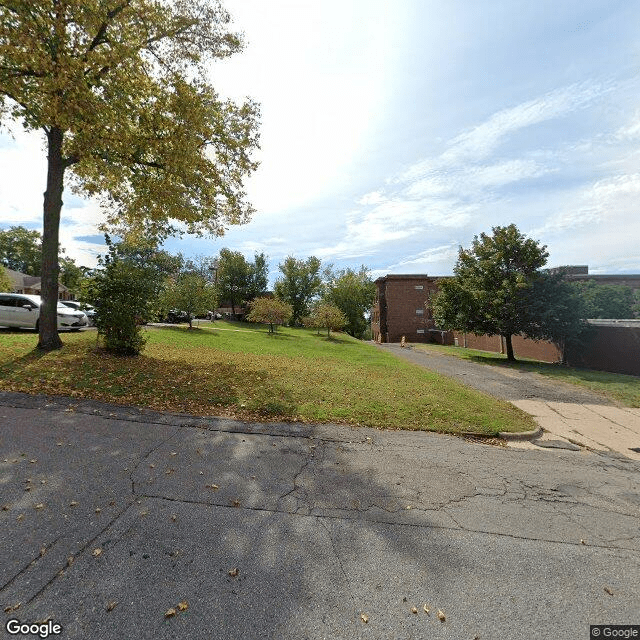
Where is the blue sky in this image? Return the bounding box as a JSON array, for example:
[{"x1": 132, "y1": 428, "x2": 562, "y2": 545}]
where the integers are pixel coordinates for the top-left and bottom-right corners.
[{"x1": 1, "y1": 0, "x2": 639, "y2": 283}]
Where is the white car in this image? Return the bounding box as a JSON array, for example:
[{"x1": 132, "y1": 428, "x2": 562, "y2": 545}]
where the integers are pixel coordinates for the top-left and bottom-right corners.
[
  {"x1": 0, "y1": 293, "x2": 88, "y2": 331},
  {"x1": 60, "y1": 300, "x2": 97, "y2": 326}
]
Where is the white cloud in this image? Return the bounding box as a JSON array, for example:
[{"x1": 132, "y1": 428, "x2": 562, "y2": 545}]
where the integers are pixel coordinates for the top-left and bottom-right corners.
[
  {"x1": 387, "y1": 244, "x2": 460, "y2": 270},
  {"x1": 615, "y1": 111, "x2": 640, "y2": 140},
  {"x1": 439, "y1": 81, "x2": 611, "y2": 166},
  {"x1": 358, "y1": 191, "x2": 386, "y2": 206},
  {"x1": 533, "y1": 173, "x2": 640, "y2": 237}
]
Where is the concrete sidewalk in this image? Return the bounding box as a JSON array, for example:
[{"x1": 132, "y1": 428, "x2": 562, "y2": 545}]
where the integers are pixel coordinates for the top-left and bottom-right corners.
[
  {"x1": 1, "y1": 392, "x2": 639, "y2": 639},
  {"x1": 377, "y1": 343, "x2": 640, "y2": 460},
  {"x1": 512, "y1": 400, "x2": 640, "y2": 460}
]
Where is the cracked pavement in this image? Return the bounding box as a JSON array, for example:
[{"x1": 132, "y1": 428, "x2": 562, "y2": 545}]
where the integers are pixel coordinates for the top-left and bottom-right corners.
[{"x1": 1, "y1": 392, "x2": 639, "y2": 639}]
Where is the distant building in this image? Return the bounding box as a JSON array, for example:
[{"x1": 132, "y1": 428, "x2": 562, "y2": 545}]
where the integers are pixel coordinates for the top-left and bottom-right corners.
[
  {"x1": 548, "y1": 265, "x2": 640, "y2": 292},
  {"x1": 3, "y1": 268, "x2": 72, "y2": 300},
  {"x1": 371, "y1": 266, "x2": 640, "y2": 345},
  {"x1": 371, "y1": 274, "x2": 451, "y2": 344}
]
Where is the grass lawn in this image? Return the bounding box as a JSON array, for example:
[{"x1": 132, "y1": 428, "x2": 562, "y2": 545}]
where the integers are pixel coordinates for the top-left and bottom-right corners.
[
  {"x1": 0, "y1": 321, "x2": 535, "y2": 435},
  {"x1": 413, "y1": 343, "x2": 640, "y2": 407}
]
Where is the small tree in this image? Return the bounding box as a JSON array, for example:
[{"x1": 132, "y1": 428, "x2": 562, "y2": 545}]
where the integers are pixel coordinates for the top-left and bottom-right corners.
[
  {"x1": 162, "y1": 271, "x2": 217, "y2": 329},
  {"x1": 309, "y1": 303, "x2": 347, "y2": 338},
  {"x1": 433, "y1": 224, "x2": 549, "y2": 362},
  {"x1": 247, "y1": 297, "x2": 292, "y2": 333},
  {"x1": 87, "y1": 238, "x2": 173, "y2": 355}
]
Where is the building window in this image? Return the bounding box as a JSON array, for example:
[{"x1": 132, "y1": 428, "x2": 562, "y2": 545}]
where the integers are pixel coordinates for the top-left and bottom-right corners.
[
  {"x1": 416, "y1": 309, "x2": 424, "y2": 315},
  {"x1": 414, "y1": 285, "x2": 423, "y2": 290}
]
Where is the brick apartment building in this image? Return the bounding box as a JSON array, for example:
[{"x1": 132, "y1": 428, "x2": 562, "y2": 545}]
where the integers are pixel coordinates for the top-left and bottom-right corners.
[
  {"x1": 371, "y1": 267, "x2": 640, "y2": 375},
  {"x1": 371, "y1": 274, "x2": 450, "y2": 344}
]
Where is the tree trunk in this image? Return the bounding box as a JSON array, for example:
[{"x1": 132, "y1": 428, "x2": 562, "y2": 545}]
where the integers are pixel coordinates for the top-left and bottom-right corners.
[
  {"x1": 503, "y1": 334, "x2": 516, "y2": 362},
  {"x1": 38, "y1": 127, "x2": 65, "y2": 351},
  {"x1": 327, "y1": 327, "x2": 330, "y2": 337}
]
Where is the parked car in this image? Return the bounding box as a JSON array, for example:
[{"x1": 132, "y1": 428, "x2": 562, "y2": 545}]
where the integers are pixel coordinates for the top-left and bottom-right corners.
[
  {"x1": 164, "y1": 309, "x2": 191, "y2": 324},
  {"x1": 0, "y1": 293, "x2": 88, "y2": 331},
  {"x1": 60, "y1": 300, "x2": 97, "y2": 326}
]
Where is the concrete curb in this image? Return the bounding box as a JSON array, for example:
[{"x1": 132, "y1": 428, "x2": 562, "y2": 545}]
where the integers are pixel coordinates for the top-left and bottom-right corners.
[
  {"x1": 498, "y1": 426, "x2": 544, "y2": 441},
  {"x1": 460, "y1": 426, "x2": 543, "y2": 440}
]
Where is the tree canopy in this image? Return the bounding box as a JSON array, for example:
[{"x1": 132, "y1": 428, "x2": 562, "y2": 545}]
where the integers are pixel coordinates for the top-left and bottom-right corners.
[
  {"x1": 322, "y1": 265, "x2": 375, "y2": 339},
  {"x1": 433, "y1": 224, "x2": 552, "y2": 361},
  {"x1": 0, "y1": 0, "x2": 259, "y2": 350},
  {"x1": 274, "y1": 255, "x2": 322, "y2": 326},
  {"x1": 305, "y1": 302, "x2": 347, "y2": 338},
  {"x1": 571, "y1": 280, "x2": 637, "y2": 319},
  {"x1": 0, "y1": 226, "x2": 42, "y2": 275},
  {"x1": 0, "y1": 265, "x2": 12, "y2": 291},
  {"x1": 246, "y1": 296, "x2": 292, "y2": 333}
]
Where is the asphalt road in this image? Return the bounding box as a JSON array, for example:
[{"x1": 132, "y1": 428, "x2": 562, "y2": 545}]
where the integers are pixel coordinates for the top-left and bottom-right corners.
[{"x1": 1, "y1": 391, "x2": 639, "y2": 639}]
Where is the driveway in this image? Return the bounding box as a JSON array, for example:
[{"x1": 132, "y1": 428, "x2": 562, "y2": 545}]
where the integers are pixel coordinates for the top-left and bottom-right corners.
[
  {"x1": 1, "y1": 391, "x2": 639, "y2": 639},
  {"x1": 377, "y1": 343, "x2": 640, "y2": 460}
]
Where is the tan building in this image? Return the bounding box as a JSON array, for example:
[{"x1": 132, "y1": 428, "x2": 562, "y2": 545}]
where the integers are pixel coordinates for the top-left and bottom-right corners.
[{"x1": 4, "y1": 268, "x2": 72, "y2": 300}]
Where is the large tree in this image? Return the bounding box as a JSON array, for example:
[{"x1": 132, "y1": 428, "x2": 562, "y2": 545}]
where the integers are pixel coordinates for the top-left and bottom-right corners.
[
  {"x1": 525, "y1": 271, "x2": 591, "y2": 364},
  {"x1": 216, "y1": 248, "x2": 251, "y2": 316},
  {"x1": 248, "y1": 252, "x2": 269, "y2": 301},
  {"x1": 274, "y1": 255, "x2": 322, "y2": 326},
  {"x1": 0, "y1": 226, "x2": 42, "y2": 275},
  {"x1": 433, "y1": 224, "x2": 549, "y2": 362},
  {"x1": 322, "y1": 265, "x2": 375, "y2": 339},
  {"x1": 0, "y1": 1, "x2": 259, "y2": 350}
]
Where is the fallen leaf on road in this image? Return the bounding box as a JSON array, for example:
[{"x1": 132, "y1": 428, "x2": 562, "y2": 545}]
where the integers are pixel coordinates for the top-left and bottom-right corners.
[
  {"x1": 92, "y1": 548, "x2": 102, "y2": 557},
  {"x1": 17, "y1": 514, "x2": 24, "y2": 521},
  {"x1": 67, "y1": 557, "x2": 74, "y2": 567},
  {"x1": 437, "y1": 609, "x2": 446, "y2": 622},
  {"x1": 177, "y1": 601, "x2": 188, "y2": 611},
  {"x1": 205, "y1": 484, "x2": 219, "y2": 490},
  {"x1": 171, "y1": 515, "x2": 177, "y2": 522},
  {"x1": 411, "y1": 606, "x2": 418, "y2": 614},
  {"x1": 170, "y1": 452, "x2": 177, "y2": 456},
  {"x1": 70, "y1": 501, "x2": 79, "y2": 507},
  {"x1": 580, "y1": 539, "x2": 586, "y2": 545},
  {"x1": 604, "y1": 587, "x2": 614, "y2": 596},
  {"x1": 40, "y1": 547, "x2": 46, "y2": 557},
  {"x1": 30, "y1": 459, "x2": 37, "y2": 464},
  {"x1": 228, "y1": 568, "x2": 239, "y2": 577},
  {"x1": 165, "y1": 608, "x2": 176, "y2": 618},
  {"x1": 423, "y1": 604, "x2": 430, "y2": 614},
  {"x1": 34, "y1": 503, "x2": 44, "y2": 510},
  {"x1": 95, "y1": 508, "x2": 101, "y2": 514},
  {"x1": 1, "y1": 505, "x2": 9, "y2": 511},
  {"x1": 149, "y1": 464, "x2": 155, "y2": 469},
  {"x1": 360, "y1": 613, "x2": 369, "y2": 623},
  {"x1": 106, "y1": 601, "x2": 118, "y2": 612},
  {"x1": 231, "y1": 499, "x2": 240, "y2": 507}
]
